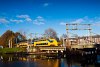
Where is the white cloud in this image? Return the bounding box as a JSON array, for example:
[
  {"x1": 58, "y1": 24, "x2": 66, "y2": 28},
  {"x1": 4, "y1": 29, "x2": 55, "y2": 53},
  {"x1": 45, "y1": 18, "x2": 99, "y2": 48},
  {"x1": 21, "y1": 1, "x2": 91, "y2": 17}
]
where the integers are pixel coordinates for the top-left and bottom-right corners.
[
  {"x1": 25, "y1": 18, "x2": 32, "y2": 22},
  {"x1": 92, "y1": 21, "x2": 100, "y2": 26},
  {"x1": 16, "y1": 15, "x2": 29, "y2": 18},
  {"x1": 37, "y1": 16, "x2": 43, "y2": 19},
  {"x1": 71, "y1": 18, "x2": 84, "y2": 24},
  {"x1": 37, "y1": 16, "x2": 45, "y2": 21},
  {"x1": 17, "y1": 14, "x2": 32, "y2": 22},
  {"x1": 60, "y1": 18, "x2": 84, "y2": 26},
  {"x1": 10, "y1": 19, "x2": 23, "y2": 23},
  {"x1": 60, "y1": 16, "x2": 100, "y2": 27},
  {"x1": 59, "y1": 19, "x2": 84, "y2": 26},
  {"x1": 60, "y1": 22, "x2": 66, "y2": 25},
  {"x1": 33, "y1": 16, "x2": 45, "y2": 25},
  {"x1": 0, "y1": 18, "x2": 9, "y2": 24},
  {"x1": 43, "y1": 3, "x2": 49, "y2": 7},
  {"x1": 33, "y1": 21, "x2": 45, "y2": 25},
  {"x1": 85, "y1": 17, "x2": 100, "y2": 26}
]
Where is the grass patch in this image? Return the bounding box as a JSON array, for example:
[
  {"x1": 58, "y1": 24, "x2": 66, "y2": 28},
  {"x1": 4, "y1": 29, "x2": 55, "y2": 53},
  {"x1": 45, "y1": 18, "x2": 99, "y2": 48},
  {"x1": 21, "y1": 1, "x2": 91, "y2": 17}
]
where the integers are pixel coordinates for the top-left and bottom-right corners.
[{"x1": 0, "y1": 48, "x2": 25, "y2": 54}]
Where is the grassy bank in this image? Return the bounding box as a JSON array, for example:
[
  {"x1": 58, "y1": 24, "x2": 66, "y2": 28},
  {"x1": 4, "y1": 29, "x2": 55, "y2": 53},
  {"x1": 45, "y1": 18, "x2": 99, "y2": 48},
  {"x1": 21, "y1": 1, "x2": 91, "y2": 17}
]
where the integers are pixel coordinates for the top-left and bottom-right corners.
[{"x1": 0, "y1": 48, "x2": 25, "y2": 54}]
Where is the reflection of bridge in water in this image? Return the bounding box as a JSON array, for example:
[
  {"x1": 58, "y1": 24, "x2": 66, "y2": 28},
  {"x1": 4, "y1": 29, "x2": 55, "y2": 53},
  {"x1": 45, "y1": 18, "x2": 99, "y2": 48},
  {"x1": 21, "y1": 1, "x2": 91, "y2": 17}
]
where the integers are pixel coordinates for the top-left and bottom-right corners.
[{"x1": 0, "y1": 54, "x2": 99, "y2": 67}]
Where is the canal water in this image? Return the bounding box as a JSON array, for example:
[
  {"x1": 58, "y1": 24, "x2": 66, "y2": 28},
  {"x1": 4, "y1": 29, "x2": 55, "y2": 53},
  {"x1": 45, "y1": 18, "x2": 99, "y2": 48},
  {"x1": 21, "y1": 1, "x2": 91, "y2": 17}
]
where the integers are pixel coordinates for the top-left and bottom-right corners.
[{"x1": 0, "y1": 54, "x2": 100, "y2": 67}]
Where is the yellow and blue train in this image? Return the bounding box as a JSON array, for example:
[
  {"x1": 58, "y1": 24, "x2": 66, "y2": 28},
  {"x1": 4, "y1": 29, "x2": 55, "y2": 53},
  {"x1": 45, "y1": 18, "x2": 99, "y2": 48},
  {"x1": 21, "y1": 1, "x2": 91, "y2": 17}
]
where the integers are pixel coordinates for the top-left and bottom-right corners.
[
  {"x1": 17, "y1": 38, "x2": 60, "y2": 48},
  {"x1": 33, "y1": 39, "x2": 58, "y2": 47}
]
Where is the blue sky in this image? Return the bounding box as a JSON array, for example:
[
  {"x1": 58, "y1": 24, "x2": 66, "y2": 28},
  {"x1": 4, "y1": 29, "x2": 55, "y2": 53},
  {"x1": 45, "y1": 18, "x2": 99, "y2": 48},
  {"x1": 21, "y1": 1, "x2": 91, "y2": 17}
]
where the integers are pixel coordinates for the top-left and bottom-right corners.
[{"x1": 0, "y1": 0, "x2": 100, "y2": 38}]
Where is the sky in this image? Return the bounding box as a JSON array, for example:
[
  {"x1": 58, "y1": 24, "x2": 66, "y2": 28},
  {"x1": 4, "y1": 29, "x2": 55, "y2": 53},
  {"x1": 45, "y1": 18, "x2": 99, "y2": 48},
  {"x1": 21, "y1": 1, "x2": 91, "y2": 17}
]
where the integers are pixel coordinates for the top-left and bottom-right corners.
[{"x1": 0, "y1": 0, "x2": 100, "y2": 38}]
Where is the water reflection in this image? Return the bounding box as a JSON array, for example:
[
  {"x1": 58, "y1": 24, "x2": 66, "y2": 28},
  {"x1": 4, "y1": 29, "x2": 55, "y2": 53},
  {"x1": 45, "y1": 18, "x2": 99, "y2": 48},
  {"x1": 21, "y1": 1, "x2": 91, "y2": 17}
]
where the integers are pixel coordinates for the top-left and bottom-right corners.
[{"x1": 0, "y1": 54, "x2": 100, "y2": 67}]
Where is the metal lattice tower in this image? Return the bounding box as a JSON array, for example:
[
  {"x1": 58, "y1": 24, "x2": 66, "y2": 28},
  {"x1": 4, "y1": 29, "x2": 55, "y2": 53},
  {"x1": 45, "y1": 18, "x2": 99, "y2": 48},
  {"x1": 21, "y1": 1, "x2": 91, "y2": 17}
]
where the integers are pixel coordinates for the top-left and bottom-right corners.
[{"x1": 66, "y1": 23, "x2": 92, "y2": 46}]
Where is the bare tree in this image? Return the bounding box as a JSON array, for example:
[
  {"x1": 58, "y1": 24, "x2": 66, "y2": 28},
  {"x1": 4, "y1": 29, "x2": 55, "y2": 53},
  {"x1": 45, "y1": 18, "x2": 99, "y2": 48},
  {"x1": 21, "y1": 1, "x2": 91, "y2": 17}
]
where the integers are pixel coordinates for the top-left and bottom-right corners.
[
  {"x1": 60, "y1": 34, "x2": 67, "y2": 45},
  {"x1": 44, "y1": 28, "x2": 58, "y2": 39},
  {"x1": 61, "y1": 34, "x2": 67, "y2": 38},
  {"x1": 15, "y1": 32, "x2": 26, "y2": 43}
]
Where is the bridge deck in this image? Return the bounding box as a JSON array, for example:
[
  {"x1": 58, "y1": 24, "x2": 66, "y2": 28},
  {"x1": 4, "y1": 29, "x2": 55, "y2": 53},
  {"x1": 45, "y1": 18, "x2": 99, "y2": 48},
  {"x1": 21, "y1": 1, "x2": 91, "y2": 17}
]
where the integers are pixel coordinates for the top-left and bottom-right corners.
[
  {"x1": 70, "y1": 44, "x2": 95, "y2": 49},
  {"x1": 39, "y1": 47, "x2": 66, "y2": 51}
]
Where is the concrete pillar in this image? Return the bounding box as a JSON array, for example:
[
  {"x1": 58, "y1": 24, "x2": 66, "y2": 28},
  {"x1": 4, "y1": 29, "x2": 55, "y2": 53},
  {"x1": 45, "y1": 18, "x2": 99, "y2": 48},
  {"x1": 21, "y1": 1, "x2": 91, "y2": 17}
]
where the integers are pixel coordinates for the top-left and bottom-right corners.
[
  {"x1": 99, "y1": 38, "x2": 100, "y2": 44},
  {"x1": 97, "y1": 37, "x2": 99, "y2": 44}
]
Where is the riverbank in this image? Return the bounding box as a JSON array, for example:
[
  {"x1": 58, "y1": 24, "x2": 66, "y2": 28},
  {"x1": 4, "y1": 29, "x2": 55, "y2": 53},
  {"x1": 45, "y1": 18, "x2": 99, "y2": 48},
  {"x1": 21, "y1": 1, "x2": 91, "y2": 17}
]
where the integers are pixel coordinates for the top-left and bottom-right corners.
[{"x1": 0, "y1": 48, "x2": 25, "y2": 54}]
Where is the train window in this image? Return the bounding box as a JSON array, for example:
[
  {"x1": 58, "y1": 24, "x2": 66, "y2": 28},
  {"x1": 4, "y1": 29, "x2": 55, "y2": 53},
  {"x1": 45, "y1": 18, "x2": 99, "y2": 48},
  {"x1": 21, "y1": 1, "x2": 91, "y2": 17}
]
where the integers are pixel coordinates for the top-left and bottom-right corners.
[
  {"x1": 36, "y1": 43, "x2": 48, "y2": 45},
  {"x1": 48, "y1": 40, "x2": 53, "y2": 43}
]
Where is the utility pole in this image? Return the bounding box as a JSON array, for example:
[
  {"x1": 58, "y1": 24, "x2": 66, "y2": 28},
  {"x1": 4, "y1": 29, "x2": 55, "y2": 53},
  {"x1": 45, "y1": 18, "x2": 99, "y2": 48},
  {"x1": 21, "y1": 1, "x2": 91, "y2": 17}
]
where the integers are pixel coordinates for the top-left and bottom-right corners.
[
  {"x1": 34, "y1": 33, "x2": 38, "y2": 39},
  {"x1": 29, "y1": 33, "x2": 33, "y2": 44},
  {"x1": 88, "y1": 24, "x2": 92, "y2": 45},
  {"x1": 42, "y1": 34, "x2": 47, "y2": 39},
  {"x1": 66, "y1": 24, "x2": 70, "y2": 46}
]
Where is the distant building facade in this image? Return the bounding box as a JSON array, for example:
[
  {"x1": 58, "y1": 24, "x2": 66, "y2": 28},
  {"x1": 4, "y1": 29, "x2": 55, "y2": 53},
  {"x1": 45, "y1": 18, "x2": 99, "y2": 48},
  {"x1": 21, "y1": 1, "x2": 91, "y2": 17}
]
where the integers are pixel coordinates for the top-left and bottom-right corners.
[{"x1": 64, "y1": 35, "x2": 100, "y2": 46}]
